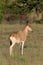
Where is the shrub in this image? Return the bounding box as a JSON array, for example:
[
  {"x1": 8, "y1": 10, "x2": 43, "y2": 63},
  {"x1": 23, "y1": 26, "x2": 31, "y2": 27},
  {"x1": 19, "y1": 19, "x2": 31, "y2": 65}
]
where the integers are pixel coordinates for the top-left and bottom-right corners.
[{"x1": 0, "y1": 10, "x2": 3, "y2": 23}]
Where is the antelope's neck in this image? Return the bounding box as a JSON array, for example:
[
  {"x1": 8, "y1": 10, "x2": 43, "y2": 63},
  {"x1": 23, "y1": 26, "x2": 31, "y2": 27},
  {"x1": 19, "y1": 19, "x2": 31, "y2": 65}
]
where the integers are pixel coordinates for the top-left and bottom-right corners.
[{"x1": 23, "y1": 27, "x2": 29, "y2": 36}]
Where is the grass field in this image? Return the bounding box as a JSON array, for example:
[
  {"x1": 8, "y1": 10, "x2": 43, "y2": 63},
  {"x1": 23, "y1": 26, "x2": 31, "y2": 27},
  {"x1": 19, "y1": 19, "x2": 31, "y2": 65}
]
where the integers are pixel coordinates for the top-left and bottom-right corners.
[{"x1": 0, "y1": 23, "x2": 43, "y2": 65}]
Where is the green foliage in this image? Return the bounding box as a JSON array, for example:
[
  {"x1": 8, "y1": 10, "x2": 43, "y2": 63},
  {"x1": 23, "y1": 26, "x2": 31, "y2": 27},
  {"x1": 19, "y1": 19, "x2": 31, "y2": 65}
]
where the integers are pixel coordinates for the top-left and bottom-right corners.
[
  {"x1": 0, "y1": 0, "x2": 5, "y2": 23},
  {"x1": 0, "y1": 0, "x2": 43, "y2": 23},
  {"x1": 0, "y1": 0, "x2": 43, "y2": 14},
  {"x1": 0, "y1": 12, "x2": 3, "y2": 23}
]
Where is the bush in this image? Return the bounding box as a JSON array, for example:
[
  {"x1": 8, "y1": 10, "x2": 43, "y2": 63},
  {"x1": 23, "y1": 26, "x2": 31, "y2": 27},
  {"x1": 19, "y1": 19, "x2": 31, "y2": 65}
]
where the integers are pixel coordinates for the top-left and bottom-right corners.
[
  {"x1": 0, "y1": 0, "x2": 43, "y2": 24},
  {"x1": 0, "y1": 10, "x2": 3, "y2": 23}
]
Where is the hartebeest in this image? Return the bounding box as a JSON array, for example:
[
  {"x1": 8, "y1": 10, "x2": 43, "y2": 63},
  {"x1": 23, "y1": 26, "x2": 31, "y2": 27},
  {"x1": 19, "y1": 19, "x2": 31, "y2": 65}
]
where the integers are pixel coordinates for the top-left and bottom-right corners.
[{"x1": 9, "y1": 22, "x2": 33, "y2": 56}]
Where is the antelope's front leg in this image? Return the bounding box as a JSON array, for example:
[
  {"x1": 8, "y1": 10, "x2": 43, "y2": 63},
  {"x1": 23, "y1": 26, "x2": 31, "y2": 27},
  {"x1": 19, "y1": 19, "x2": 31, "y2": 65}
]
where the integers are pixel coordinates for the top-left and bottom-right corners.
[{"x1": 21, "y1": 41, "x2": 24, "y2": 55}]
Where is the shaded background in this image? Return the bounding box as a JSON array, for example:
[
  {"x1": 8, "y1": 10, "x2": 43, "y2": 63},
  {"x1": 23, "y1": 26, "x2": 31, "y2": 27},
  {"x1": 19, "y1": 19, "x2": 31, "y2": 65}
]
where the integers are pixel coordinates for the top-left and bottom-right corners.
[{"x1": 0, "y1": 0, "x2": 43, "y2": 24}]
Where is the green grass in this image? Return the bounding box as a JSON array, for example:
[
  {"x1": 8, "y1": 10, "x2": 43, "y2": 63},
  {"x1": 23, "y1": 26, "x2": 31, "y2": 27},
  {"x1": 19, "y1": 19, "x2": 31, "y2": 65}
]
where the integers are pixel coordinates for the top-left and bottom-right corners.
[{"x1": 0, "y1": 23, "x2": 43, "y2": 65}]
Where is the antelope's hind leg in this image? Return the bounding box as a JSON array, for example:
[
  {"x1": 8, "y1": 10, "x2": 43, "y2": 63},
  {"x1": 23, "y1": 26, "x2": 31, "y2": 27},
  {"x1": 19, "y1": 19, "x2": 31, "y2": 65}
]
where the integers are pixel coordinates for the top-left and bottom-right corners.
[{"x1": 10, "y1": 40, "x2": 15, "y2": 56}]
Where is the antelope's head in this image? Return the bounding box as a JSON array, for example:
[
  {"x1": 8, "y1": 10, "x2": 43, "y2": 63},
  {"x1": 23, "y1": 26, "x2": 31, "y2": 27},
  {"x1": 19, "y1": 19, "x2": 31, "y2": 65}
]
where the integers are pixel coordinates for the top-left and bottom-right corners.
[
  {"x1": 26, "y1": 21, "x2": 33, "y2": 32},
  {"x1": 26, "y1": 25, "x2": 33, "y2": 32}
]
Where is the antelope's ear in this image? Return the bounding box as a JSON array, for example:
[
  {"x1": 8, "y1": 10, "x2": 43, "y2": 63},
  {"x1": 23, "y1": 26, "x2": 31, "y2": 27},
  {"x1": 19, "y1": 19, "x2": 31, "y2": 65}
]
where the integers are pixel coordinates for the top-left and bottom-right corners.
[{"x1": 26, "y1": 20, "x2": 29, "y2": 25}]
